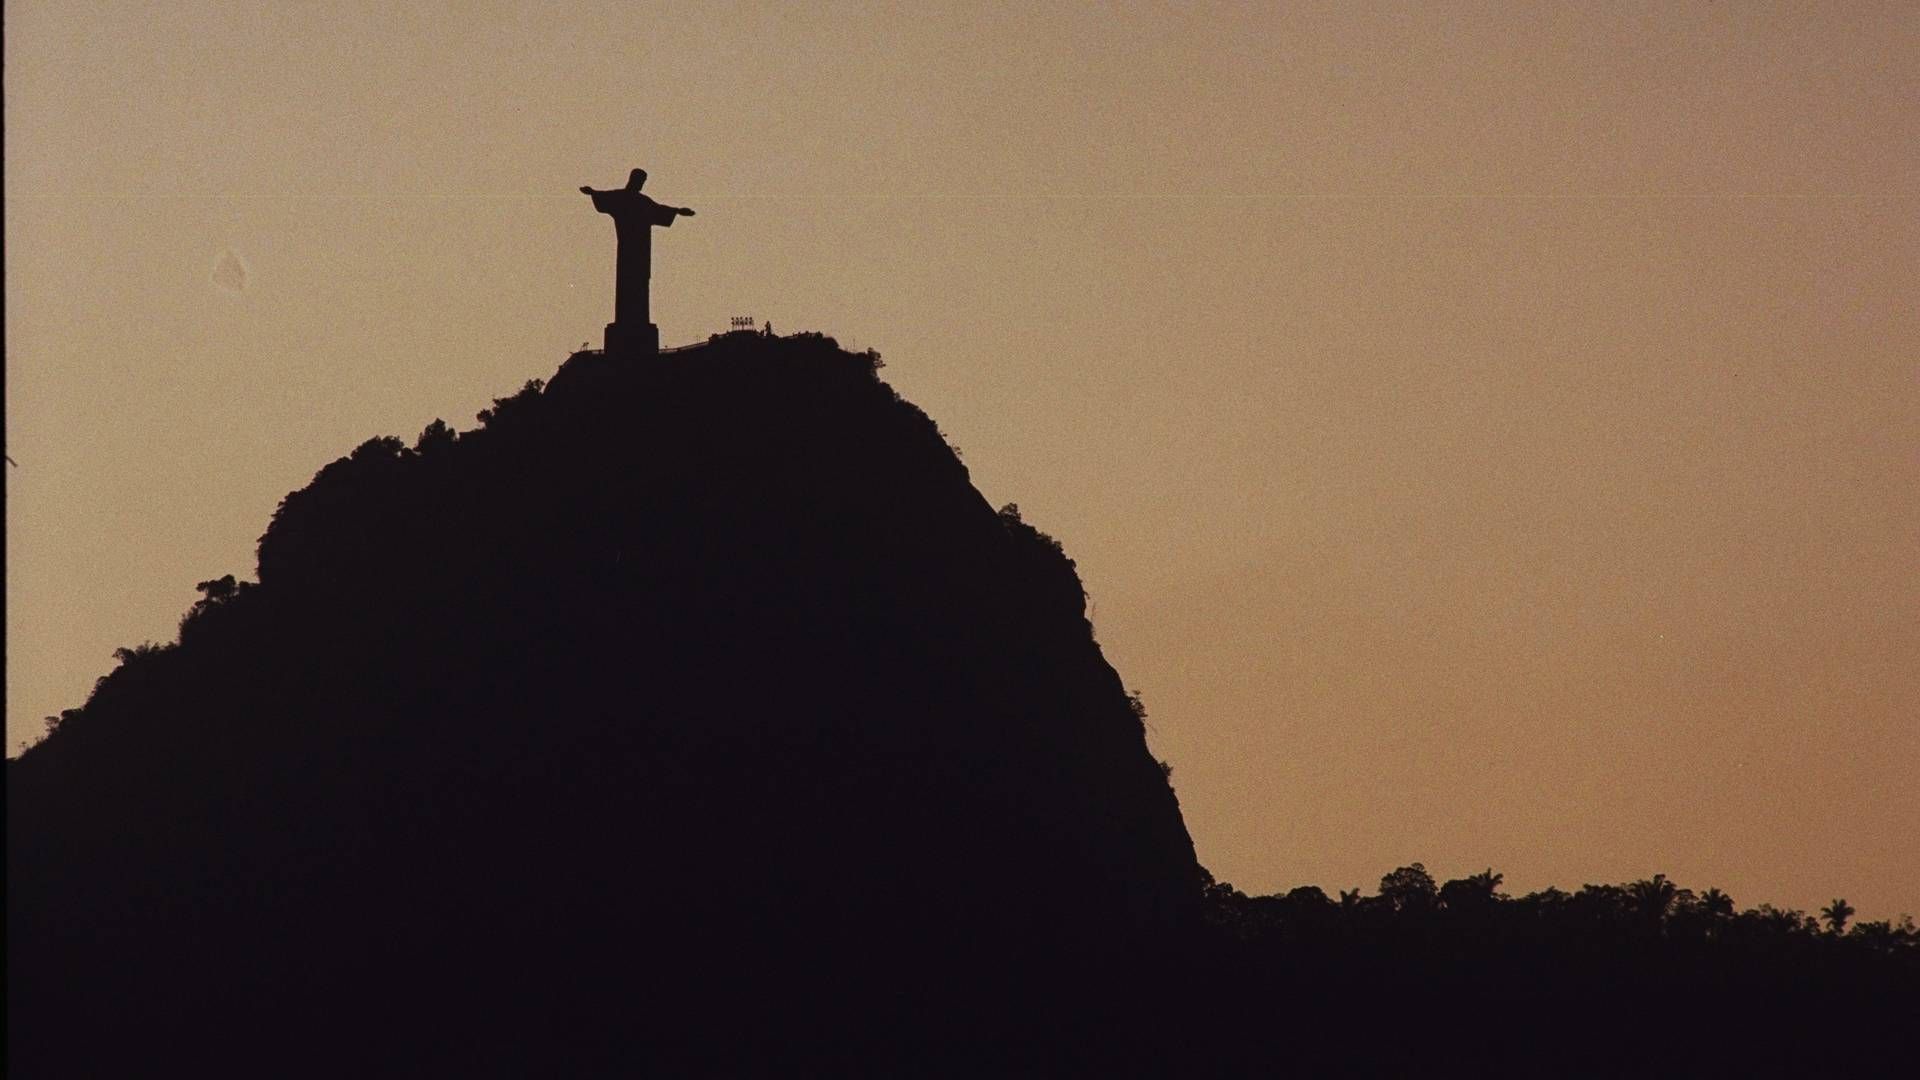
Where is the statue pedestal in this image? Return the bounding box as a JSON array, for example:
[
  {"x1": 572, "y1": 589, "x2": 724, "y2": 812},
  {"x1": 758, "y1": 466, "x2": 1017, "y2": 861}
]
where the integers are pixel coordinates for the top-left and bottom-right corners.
[{"x1": 605, "y1": 321, "x2": 659, "y2": 358}]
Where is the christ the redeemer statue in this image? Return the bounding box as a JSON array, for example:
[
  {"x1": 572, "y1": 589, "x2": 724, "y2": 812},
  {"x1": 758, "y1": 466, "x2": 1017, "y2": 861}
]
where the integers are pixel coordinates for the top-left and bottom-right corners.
[{"x1": 581, "y1": 168, "x2": 694, "y2": 357}]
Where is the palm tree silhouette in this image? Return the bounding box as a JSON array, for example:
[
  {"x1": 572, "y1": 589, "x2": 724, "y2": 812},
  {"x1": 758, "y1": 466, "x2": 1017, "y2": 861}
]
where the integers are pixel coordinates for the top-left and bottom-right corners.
[
  {"x1": 1697, "y1": 887, "x2": 1735, "y2": 940},
  {"x1": 1820, "y1": 898, "x2": 1856, "y2": 935},
  {"x1": 1628, "y1": 874, "x2": 1679, "y2": 930}
]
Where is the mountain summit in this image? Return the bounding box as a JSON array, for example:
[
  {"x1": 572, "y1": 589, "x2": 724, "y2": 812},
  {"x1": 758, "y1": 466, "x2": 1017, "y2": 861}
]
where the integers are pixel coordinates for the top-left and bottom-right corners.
[{"x1": 9, "y1": 332, "x2": 1203, "y2": 1073}]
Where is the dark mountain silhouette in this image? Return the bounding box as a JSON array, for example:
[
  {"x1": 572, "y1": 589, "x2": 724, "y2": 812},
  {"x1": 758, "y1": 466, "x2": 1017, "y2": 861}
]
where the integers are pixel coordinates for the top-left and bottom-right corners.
[
  {"x1": 9, "y1": 332, "x2": 1201, "y2": 1074},
  {"x1": 9, "y1": 331, "x2": 1916, "y2": 1076}
]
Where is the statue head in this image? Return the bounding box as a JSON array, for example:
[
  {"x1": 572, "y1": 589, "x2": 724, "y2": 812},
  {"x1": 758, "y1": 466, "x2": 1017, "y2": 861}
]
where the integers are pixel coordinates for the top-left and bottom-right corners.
[{"x1": 626, "y1": 168, "x2": 648, "y2": 191}]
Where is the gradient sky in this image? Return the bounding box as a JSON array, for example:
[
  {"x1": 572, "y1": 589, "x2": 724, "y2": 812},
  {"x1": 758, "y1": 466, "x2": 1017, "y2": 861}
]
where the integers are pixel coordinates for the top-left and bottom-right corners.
[{"x1": 7, "y1": 1, "x2": 1916, "y2": 919}]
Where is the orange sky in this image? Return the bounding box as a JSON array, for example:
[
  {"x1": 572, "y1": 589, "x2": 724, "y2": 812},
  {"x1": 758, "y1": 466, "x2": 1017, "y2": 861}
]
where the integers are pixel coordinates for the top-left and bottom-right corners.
[{"x1": 7, "y1": 1, "x2": 1916, "y2": 918}]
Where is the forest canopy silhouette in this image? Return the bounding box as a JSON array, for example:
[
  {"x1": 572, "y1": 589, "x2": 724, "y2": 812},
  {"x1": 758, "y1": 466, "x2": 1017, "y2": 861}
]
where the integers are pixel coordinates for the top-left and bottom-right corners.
[{"x1": 9, "y1": 331, "x2": 1915, "y2": 1075}]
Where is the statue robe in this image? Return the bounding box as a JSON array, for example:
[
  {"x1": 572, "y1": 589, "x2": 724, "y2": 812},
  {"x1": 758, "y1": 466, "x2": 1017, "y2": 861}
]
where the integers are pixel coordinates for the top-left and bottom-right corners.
[{"x1": 590, "y1": 189, "x2": 682, "y2": 330}]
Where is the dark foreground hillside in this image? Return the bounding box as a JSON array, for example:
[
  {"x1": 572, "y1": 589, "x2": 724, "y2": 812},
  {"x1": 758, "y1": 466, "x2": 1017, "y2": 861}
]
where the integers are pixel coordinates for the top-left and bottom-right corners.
[{"x1": 10, "y1": 333, "x2": 1916, "y2": 1076}]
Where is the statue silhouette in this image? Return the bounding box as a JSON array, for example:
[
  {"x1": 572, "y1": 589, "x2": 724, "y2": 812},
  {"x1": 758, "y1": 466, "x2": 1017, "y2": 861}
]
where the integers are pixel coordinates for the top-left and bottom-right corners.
[{"x1": 581, "y1": 168, "x2": 694, "y2": 357}]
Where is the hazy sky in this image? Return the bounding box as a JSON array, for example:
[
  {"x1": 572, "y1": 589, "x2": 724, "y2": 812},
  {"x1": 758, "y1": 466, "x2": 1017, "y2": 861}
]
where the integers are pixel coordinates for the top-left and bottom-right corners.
[{"x1": 7, "y1": 1, "x2": 1916, "y2": 918}]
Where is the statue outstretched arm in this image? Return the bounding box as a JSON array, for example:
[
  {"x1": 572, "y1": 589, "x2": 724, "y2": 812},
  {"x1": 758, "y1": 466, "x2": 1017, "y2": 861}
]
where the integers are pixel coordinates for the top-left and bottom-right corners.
[
  {"x1": 583, "y1": 187, "x2": 625, "y2": 214},
  {"x1": 675, "y1": 206, "x2": 695, "y2": 216}
]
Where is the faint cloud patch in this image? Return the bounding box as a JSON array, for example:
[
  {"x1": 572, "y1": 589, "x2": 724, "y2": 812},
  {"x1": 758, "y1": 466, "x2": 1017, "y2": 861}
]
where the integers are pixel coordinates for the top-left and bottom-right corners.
[{"x1": 211, "y1": 248, "x2": 250, "y2": 294}]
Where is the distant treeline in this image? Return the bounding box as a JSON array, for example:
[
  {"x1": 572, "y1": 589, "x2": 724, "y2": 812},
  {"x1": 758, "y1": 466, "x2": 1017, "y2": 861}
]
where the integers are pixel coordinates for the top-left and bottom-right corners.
[{"x1": 1204, "y1": 862, "x2": 1916, "y2": 959}]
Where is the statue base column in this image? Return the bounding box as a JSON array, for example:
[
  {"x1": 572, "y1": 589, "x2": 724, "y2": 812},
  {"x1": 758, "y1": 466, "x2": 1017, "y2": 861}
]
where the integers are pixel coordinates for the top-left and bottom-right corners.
[{"x1": 605, "y1": 321, "x2": 659, "y2": 358}]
